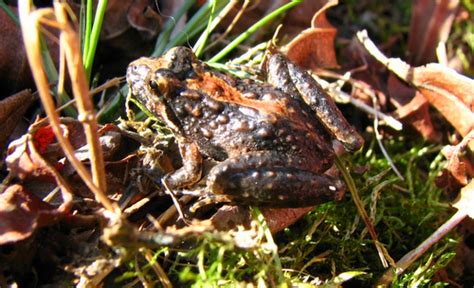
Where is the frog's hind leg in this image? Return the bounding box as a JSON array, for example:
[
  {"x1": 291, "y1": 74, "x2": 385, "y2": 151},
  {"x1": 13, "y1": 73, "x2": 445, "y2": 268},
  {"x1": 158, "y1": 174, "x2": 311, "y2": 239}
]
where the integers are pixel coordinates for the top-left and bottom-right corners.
[
  {"x1": 205, "y1": 152, "x2": 345, "y2": 208},
  {"x1": 266, "y1": 53, "x2": 364, "y2": 152}
]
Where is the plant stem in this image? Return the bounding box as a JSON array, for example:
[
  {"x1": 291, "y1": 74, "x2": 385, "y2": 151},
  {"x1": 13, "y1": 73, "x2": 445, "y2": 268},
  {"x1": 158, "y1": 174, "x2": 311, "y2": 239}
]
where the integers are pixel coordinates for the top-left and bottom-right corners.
[
  {"x1": 82, "y1": 0, "x2": 93, "y2": 60},
  {"x1": 84, "y1": 0, "x2": 107, "y2": 81}
]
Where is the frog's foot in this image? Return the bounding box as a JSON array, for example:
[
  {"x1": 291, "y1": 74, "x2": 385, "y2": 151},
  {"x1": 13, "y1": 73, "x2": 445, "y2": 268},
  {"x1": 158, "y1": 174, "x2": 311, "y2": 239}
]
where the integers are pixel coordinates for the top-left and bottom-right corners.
[
  {"x1": 206, "y1": 153, "x2": 345, "y2": 208},
  {"x1": 189, "y1": 194, "x2": 233, "y2": 213}
]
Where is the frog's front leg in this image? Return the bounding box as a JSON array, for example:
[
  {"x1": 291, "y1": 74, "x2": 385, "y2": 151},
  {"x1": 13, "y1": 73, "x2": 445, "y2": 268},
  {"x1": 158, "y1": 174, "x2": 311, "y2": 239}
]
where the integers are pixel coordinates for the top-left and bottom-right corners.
[
  {"x1": 201, "y1": 151, "x2": 344, "y2": 208},
  {"x1": 163, "y1": 138, "x2": 202, "y2": 189},
  {"x1": 266, "y1": 54, "x2": 364, "y2": 152},
  {"x1": 161, "y1": 139, "x2": 203, "y2": 220}
]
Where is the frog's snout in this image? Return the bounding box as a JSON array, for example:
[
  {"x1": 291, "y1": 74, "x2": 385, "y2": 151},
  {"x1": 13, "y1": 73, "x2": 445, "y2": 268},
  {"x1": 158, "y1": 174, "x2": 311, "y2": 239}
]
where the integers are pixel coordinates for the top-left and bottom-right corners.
[{"x1": 126, "y1": 62, "x2": 151, "y2": 97}]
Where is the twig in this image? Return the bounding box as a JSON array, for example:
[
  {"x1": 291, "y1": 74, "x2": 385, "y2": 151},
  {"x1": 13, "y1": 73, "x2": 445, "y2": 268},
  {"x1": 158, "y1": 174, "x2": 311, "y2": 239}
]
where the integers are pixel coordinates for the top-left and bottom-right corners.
[
  {"x1": 370, "y1": 90, "x2": 405, "y2": 180},
  {"x1": 141, "y1": 248, "x2": 173, "y2": 288},
  {"x1": 335, "y1": 156, "x2": 395, "y2": 268},
  {"x1": 317, "y1": 70, "x2": 403, "y2": 131},
  {"x1": 19, "y1": 1, "x2": 115, "y2": 213},
  {"x1": 377, "y1": 208, "x2": 467, "y2": 285}
]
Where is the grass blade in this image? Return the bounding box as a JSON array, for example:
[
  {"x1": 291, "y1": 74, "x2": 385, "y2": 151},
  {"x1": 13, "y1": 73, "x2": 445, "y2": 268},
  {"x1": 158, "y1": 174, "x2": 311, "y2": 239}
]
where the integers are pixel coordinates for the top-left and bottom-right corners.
[{"x1": 208, "y1": 0, "x2": 302, "y2": 63}]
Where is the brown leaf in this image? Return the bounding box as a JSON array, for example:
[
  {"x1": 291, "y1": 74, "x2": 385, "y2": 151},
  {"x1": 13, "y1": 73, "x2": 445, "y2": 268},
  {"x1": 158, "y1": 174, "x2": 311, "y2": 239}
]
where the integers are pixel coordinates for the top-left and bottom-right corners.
[
  {"x1": 218, "y1": 0, "x2": 332, "y2": 46},
  {"x1": 410, "y1": 64, "x2": 474, "y2": 138},
  {"x1": 6, "y1": 129, "x2": 57, "y2": 181},
  {"x1": 437, "y1": 131, "x2": 474, "y2": 195},
  {"x1": 5, "y1": 121, "x2": 74, "y2": 213},
  {"x1": 0, "y1": 185, "x2": 63, "y2": 245},
  {"x1": 127, "y1": 0, "x2": 162, "y2": 38},
  {"x1": 210, "y1": 205, "x2": 314, "y2": 234},
  {"x1": 0, "y1": 90, "x2": 34, "y2": 150},
  {"x1": 284, "y1": 0, "x2": 339, "y2": 70},
  {"x1": 358, "y1": 31, "x2": 474, "y2": 148},
  {"x1": 408, "y1": 0, "x2": 460, "y2": 65},
  {"x1": 5, "y1": 120, "x2": 86, "y2": 181},
  {"x1": 443, "y1": 145, "x2": 468, "y2": 186},
  {"x1": 261, "y1": 207, "x2": 314, "y2": 233},
  {"x1": 391, "y1": 90, "x2": 441, "y2": 142}
]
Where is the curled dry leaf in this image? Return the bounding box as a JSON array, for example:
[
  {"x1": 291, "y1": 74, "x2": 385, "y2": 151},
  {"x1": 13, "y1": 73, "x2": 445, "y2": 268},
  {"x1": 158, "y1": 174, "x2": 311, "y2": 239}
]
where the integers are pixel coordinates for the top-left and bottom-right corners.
[
  {"x1": 6, "y1": 125, "x2": 61, "y2": 181},
  {"x1": 437, "y1": 130, "x2": 474, "y2": 195},
  {"x1": 284, "y1": 0, "x2": 339, "y2": 70},
  {"x1": 357, "y1": 31, "x2": 474, "y2": 149},
  {"x1": 388, "y1": 73, "x2": 439, "y2": 141},
  {"x1": 103, "y1": 0, "x2": 161, "y2": 40},
  {"x1": 261, "y1": 207, "x2": 314, "y2": 233},
  {"x1": 210, "y1": 206, "x2": 315, "y2": 234},
  {"x1": 5, "y1": 119, "x2": 93, "y2": 177},
  {"x1": 442, "y1": 146, "x2": 468, "y2": 186},
  {"x1": 391, "y1": 89, "x2": 441, "y2": 142}
]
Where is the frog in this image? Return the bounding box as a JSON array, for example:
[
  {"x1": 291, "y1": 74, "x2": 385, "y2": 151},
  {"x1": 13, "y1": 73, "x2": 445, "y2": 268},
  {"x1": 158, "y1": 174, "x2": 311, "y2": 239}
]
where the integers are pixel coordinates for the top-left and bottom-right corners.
[{"x1": 126, "y1": 46, "x2": 364, "y2": 209}]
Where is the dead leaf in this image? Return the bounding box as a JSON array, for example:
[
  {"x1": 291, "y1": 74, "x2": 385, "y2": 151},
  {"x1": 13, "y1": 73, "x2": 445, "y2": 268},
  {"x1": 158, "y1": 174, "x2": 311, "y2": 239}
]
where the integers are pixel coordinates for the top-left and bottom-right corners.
[
  {"x1": 210, "y1": 205, "x2": 314, "y2": 234},
  {"x1": 443, "y1": 145, "x2": 468, "y2": 186},
  {"x1": 0, "y1": 90, "x2": 34, "y2": 150},
  {"x1": 261, "y1": 207, "x2": 315, "y2": 233},
  {"x1": 392, "y1": 91, "x2": 441, "y2": 142},
  {"x1": 126, "y1": 0, "x2": 162, "y2": 38},
  {"x1": 5, "y1": 120, "x2": 75, "y2": 216},
  {"x1": 358, "y1": 31, "x2": 474, "y2": 149},
  {"x1": 437, "y1": 130, "x2": 474, "y2": 195},
  {"x1": 0, "y1": 185, "x2": 64, "y2": 245},
  {"x1": 408, "y1": 0, "x2": 460, "y2": 65},
  {"x1": 284, "y1": 0, "x2": 339, "y2": 70},
  {"x1": 6, "y1": 127, "x2": 58, "y2": 181},
  {"x1": 218, "y1": 0, "x2": 331, "y2": 46},
  {"x1": 406, "y1": 64, "x2": 473, "y2": 140}
]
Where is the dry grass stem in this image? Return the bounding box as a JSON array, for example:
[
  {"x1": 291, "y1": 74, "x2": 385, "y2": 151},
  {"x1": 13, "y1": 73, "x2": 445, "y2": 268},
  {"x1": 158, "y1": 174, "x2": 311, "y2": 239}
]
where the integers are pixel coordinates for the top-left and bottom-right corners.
[{"x1": 19, "y1": 1, "x2": 116, "y2": 213}]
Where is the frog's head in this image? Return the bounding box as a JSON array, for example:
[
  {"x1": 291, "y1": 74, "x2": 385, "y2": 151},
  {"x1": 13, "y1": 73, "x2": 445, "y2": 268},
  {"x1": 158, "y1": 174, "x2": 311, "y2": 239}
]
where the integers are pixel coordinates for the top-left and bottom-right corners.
[{"x1": 127, "y1": 47, "x2": 199, "y2": 131}]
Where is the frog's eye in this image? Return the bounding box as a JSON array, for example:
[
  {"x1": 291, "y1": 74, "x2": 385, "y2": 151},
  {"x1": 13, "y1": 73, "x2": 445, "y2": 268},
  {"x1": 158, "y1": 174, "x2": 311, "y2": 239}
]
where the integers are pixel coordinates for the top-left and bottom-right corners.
[{"x1": 149, "y1": 80, "x2": 160, "y2": 92}]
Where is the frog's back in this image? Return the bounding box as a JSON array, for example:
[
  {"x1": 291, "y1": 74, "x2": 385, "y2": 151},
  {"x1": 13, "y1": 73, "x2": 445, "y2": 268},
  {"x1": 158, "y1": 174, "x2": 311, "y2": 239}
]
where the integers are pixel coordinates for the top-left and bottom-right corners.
[{"x1": 177, "y1": 76, "x2": 335, "y2": 171}]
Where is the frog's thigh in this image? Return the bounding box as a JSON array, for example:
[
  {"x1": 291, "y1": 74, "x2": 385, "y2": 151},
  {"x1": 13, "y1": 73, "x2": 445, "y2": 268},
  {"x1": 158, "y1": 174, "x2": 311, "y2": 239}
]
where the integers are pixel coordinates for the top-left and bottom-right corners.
[{"x1": 206, "y1": 153, "x2": 344, "y2": 207}]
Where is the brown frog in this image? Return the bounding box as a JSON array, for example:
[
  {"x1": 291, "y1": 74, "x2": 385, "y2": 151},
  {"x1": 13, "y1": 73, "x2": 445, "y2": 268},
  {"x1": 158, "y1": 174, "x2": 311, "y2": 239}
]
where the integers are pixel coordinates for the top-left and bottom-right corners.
[{"x1": 127, "y1": 46, "x2": 363, "y2": 208}]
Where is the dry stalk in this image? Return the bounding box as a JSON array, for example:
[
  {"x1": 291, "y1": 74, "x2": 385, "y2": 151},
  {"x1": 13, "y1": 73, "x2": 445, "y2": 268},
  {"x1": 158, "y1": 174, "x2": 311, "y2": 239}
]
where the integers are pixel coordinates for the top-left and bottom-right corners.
[{"x1": 19, "y1": 1, "x2": 116, "y2": 213}]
